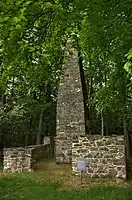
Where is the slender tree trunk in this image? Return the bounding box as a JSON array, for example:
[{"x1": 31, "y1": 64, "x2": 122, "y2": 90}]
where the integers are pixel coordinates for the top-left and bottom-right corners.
[
  {"x1": 122, "y1": 107, "x2": 129, "y2": 157},
  {"x1": 75, "y1": 35, "x2": 91, "y2": 135},
  {"x1": 104, "y1": 73, "x2": 109, "y2": 135},
  {"x1": 78, "y1": 51, "x2": 91, "y2": 135},
  {"x1": 118, "y1": 67, "x2": 129, "y2": 157},
  {"x1": 105, "y1": 112, "x2": 109, "y2": 136},
  {"x1": 101, "y1": 112, "x2": 104, "y2": 136},
  {"x1": 36, "y1": 108, "x2": 44, "y2": 145},
  {"x1": 89, "y1": 76, "x2": 94, "y2": 134},
  {"x1": 25, "y1": 133, "x2": 28, "y2": 146}
]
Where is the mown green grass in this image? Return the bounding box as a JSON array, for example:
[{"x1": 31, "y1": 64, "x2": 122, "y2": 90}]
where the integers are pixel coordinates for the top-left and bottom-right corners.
[
  {"x1": 0, "y1": 160, "x2": 132, "y2": 199},
  {"x1": 0, "y1": 176, "x2": 132, "y2": 200}
]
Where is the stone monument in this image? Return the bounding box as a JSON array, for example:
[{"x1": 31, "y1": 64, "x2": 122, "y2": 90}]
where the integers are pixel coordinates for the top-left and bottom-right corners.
[{"x1": 56, "y1": 41, "x2": 85, "y2": 164}]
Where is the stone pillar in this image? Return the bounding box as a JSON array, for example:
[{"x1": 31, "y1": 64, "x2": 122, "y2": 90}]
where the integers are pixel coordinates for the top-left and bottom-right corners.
[
  {"x1": 44, "y1": 137, "x2": 50, "y2": 145},
  {"x1": 56, "y1": 41, "x2": 85, "y2": 164}
]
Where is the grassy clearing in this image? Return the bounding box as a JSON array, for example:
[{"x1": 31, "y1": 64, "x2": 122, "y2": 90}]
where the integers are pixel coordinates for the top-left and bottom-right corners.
[
  {"x1": 0, "y1": 176, "x2": 132, "y2": 200},
  {"x1": 0, "y1": 160, "x2": 132, "y2": 200}
]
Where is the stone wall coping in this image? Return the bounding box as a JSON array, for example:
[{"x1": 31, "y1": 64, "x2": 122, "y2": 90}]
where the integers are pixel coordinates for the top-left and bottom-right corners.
[
  {"x1": 72, "y1": 135, "x2": 124, "y2": 143},
  {"x1": 76, "y1": 135, "x2": 124, "y2": 139},
  {"x1": 72, "y1": 134, "x2": 124, "y2": 138},
  {"x1": 3, "y1": 144, "x2": 48, "y2": 152}
]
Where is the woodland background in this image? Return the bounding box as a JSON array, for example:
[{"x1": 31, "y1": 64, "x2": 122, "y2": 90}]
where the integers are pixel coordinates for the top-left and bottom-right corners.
[{"x1": 0, "y1": 0, "x2": 132, "y2": 156}]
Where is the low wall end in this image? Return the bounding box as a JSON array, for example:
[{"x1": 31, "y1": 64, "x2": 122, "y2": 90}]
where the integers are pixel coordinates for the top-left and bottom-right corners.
[{"x1": 3, "y1": 144, "x2": 52, "y2": 173}]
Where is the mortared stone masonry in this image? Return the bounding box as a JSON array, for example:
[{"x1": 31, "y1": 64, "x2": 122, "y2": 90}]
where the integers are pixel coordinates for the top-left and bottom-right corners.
[{"x1": 56, "y1": 42, "x2": 85, "y2": 164}]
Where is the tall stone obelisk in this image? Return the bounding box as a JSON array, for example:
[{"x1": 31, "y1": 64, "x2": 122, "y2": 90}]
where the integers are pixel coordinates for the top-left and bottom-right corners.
[
  {"x1": 56, "y1": 41, "x2": 85, "y2": 164},
  {"x1": 56, "y1": 42, "x2": 85, "y2": 163}
]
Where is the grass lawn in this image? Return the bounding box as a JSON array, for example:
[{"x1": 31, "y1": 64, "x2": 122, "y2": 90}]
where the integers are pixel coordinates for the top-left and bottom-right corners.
[{"x1": 0, "y1": 160, "x2": 132, "y2": 200}]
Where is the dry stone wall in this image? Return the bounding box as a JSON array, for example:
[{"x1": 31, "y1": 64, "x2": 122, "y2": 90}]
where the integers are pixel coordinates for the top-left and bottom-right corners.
[
  {"x1": 72, "y1": 135, "x2": 126, "y2": 179},
  {"x1": 56, "y1": 41, "x2": 85, "y2": 164},
  {"x1": 3, "y1": 144, "x2": 52, "y2": 173}
]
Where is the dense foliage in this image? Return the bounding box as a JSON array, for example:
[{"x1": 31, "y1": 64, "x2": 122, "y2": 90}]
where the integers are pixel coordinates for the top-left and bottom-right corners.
[{"x1": 0, "y1": 0, "x2": 132, "y2": 152}]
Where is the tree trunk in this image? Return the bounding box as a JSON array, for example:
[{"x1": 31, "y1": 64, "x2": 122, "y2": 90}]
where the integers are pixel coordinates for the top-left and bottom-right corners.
[
  {"x1": 104, "y1": 73, "x2": 109, "y2": 136},
  {"x1": 101, "y1": 112, "x2": 104, "y2": 136},
  {"x1": 122, "y1": 107, "x2": 129, "y2": 157},
  {"x1": 25, "y1": 133, "x2": 28, "y2": 146},
  {"x1": 105, "y1": 112, "x2": 109, "y2": 136},
  {"x1": 78, "y1": 51, "x2": 91, "y2": 135},
  {"x1": 36, "y1": 108, "x2": 44, "y2": 145}
]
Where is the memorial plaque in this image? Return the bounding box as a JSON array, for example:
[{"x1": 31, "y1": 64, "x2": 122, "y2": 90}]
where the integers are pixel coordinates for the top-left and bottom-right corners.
[{"x1": 77, "y1": 158, "x2": 86, "y2": 172}]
